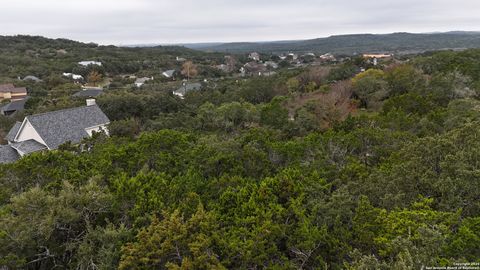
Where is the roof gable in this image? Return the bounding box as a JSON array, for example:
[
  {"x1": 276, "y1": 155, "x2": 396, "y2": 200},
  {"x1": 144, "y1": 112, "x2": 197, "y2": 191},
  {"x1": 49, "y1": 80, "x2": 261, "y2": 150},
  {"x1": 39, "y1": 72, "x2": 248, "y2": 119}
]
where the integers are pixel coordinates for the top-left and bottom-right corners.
[{"x1": 14, "y1": 118, "x2": 48, "y2": 147}]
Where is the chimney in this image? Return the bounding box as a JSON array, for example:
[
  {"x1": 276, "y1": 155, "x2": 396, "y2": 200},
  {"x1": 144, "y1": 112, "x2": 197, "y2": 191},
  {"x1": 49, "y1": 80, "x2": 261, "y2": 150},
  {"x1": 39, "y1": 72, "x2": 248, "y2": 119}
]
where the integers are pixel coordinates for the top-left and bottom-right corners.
[{"x1": 86, "y1": 98, "x2": 96, "y2": 106}]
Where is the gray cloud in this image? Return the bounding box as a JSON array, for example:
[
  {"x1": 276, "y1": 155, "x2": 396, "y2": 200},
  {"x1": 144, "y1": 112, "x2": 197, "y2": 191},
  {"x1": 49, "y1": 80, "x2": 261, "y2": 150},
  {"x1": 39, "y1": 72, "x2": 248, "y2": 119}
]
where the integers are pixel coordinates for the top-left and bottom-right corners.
[{"x1": 0, "y1": 0, "x2": 479, "y2": 45}]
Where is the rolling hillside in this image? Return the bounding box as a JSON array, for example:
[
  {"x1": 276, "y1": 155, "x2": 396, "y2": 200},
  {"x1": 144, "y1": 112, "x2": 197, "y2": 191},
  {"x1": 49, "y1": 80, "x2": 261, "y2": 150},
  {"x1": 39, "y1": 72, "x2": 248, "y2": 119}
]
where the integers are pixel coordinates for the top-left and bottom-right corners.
[{"x1": 189, "y1": 31, "x2": 480, "y2": 55}]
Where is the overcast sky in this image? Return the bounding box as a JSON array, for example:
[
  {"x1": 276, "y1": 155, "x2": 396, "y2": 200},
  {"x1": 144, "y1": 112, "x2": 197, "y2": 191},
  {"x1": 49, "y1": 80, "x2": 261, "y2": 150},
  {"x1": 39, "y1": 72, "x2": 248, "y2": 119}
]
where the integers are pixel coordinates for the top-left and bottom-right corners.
[{"x1": 1, "y1": 0, "x2": 479, "y2": 45}]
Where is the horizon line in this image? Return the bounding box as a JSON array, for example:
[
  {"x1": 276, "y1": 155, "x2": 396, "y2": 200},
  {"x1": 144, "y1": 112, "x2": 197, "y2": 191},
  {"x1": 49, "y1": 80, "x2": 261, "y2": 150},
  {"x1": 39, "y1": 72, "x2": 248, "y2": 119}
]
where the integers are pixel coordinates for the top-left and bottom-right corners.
[{"x1": 1, "y1": 30, "x2": 479, "y2": 47}]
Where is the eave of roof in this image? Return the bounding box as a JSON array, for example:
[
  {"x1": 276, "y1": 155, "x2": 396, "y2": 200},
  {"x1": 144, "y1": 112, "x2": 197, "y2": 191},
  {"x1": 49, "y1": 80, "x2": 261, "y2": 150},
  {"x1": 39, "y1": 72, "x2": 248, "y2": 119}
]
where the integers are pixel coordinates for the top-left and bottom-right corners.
[{"x1": 10, "y1": 139, "x2": 47, "y2": 155}]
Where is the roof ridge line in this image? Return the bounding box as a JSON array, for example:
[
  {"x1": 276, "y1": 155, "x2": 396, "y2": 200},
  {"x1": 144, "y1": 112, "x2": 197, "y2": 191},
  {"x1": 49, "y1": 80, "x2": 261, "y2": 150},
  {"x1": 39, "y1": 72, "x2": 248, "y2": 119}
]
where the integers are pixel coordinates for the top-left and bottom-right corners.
[{"x1": 26, "y1": 104, "x2": 96, "y2": 119}]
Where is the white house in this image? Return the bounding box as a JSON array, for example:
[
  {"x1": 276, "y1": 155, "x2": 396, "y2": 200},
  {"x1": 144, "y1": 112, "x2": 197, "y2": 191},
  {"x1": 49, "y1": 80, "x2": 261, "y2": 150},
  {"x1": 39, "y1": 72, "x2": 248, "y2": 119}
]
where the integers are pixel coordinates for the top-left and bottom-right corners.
[
  {"x1": 1, "y1": 99, "x2": 110, "y2": 163},
  {"x1": 78, "y1": 61, "x2": 102, "y2": 66},
  {"x1": 63, "y1": 72, "x2": 84, "y2": 80}
]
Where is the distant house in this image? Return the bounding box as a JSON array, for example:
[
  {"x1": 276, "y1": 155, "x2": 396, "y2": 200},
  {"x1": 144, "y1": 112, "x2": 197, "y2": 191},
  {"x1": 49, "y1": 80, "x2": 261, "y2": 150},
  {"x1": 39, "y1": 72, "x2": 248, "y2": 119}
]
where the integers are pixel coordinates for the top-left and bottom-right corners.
[
  {"x1": 319, "y1": 53, "x2": 336, "y2": 61},
  {"x1": 78, "y1": 61, "x2": 102, "y2": 66},
  {"x1": 63, "y1": 73, "x2": 84, "y2": 81},
  {"x1": 176, "y1": 56, "x2": 186, "y2": 62},
  {"x1": 264, "y1": 61, "x2": 279, "y2": 69},
  {"x1": 216, "y1": 64, "x2": 229, "y2": 72},
  {"x1": 288, "y1": 53, "x2": 298, "y2": 60},
  {"x1": 162, "y1": 70, "x2": 176, "y2": 79},
  {"x1": 363, "y1": 53, "x2": 392, "y2": 59},
  {"x1": 135, "y1": 77, "x2": 153, "y2": 88},
  {"x1": 239, "y1": 67, "x2": 246, "y2": 76},
  {"x1": 0, "y1": 84, "x2": 27, "y2": 101},
  {"x1": 1, "y1": 99, "x2": 110, "y2": 163},
  {"x1": 243, "y1": 62, "x2": 268, "y2": 76},
  {"x1": 248, "y1": 52, "x2": 261, "y2": 61},
  {"x1": 73, "y1": 88, "x2": 104, "y2": 98},
  {"x1": 22, "y1": 75, "x2": 42, "y2": 82},
  {"x1": 1, "y1": 97, "x2": 29, "y2": 116},
  {"x1": 224, "y1": 55, "x2": 237, "y2": 72},
  {"x1": 363, "y1": 53, "x2": 393, "y2": 66},
  {"x1": 173, "y1": 82, "x2": 202, "y2": 98}
]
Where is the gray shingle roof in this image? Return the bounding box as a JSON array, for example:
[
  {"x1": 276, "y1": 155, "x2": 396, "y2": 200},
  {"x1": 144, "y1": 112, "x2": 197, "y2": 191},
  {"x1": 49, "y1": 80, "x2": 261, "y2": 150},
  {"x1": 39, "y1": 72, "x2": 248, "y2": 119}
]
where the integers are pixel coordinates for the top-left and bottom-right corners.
[
  {"x1": 26, "y1": 105, "x2": 110, "y2": 149},
  {"x1": 1, "y1": 98, "x2": 28, "y2": 114},
  {"x1": 6, "y1": 122, "x2": 21, "y2": 142},
  {"x1": 174, "y1": 83, "x2": 202, "y2": 96},
  {"x1": 10, "y1": 139, "x2": 47, "y2": 155},
  {"x1": 0, "y1": 145, "x2": 19, "y2": 164},
  {"x1": 73, "y1": 89, "x2": 104, "y2": 97}
]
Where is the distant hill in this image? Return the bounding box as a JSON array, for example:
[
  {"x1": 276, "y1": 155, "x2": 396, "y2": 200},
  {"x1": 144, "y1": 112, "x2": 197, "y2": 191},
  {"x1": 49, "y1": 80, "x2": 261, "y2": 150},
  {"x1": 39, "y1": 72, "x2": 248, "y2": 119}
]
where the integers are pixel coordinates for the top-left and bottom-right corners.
[
  {"x1": 187, "y1": 32, "x2": 480, "y2": 55},
  {"x1": 0, "y1": 35, "x2": 222, "y2": 80},
  {"x1": 0, "y1": 35, "x2": 198, "y2": 54}
]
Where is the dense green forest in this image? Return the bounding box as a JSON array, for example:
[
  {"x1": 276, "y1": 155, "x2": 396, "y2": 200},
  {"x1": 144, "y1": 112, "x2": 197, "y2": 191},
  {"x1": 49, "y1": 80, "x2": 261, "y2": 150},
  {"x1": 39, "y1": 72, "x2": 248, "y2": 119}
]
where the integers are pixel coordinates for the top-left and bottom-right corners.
[
  {"x1": 0, "y1": 36, "x2": 480, "y2": 269},
  {"x1": 195, "y1": 32, "x2": 480, "y2": 54}
]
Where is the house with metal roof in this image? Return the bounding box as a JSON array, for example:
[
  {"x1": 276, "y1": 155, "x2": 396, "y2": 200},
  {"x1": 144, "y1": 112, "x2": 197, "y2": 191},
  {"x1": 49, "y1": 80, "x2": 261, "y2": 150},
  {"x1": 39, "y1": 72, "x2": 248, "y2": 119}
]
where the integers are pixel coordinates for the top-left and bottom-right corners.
[{"x1": 1, "y1": 99, "x2": 110, "y2": 163}]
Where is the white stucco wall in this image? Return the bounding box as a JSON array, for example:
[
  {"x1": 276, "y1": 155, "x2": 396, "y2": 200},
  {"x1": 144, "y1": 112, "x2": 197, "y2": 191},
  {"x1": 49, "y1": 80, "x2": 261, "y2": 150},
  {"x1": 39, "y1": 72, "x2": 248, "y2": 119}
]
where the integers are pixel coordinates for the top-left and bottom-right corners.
[{"x1": 15, "y1": 119, "x2": 48, "y2": 148}]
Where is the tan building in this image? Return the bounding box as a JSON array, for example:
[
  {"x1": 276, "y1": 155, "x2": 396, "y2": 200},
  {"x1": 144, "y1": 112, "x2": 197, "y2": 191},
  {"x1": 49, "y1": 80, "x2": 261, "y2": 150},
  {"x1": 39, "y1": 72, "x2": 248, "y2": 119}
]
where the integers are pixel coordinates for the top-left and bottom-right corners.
[
  {"x1": 0, "y1": 84, "x2": 28, "y2": 101},
  {"x1": 363, "y1": 53, "x2": 393, "y2": 59}
]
